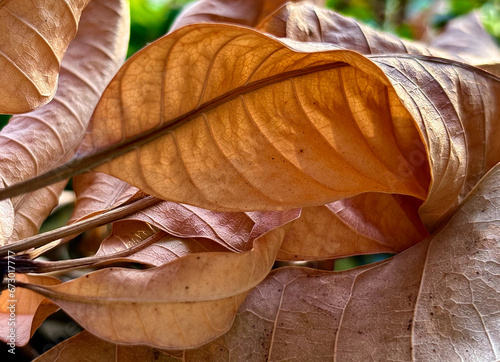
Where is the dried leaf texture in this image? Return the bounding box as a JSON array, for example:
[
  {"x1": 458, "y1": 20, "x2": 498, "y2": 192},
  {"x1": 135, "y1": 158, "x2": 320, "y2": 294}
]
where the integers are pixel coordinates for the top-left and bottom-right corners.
[
  {"x1": 371, "y1": 55, "x2": 500, "y2": 228},
  {"x1": 82, "y1": 24, "x2": 429, "y2": 212},
  {"x1": 278, "y1": 193, "x2": 428, "y2": 260},
  {"x1": 34, "y1": 160, "x2": 500, "y2": 359},
  {"x1": 0, "y1": 0, "x2": 91, "y2": 113},
  {"x1": 0, "y1": 0, "x2": 130, "y2": 244},
  {"x1": 180, "y1": 163, "x2": 500, "y2": 361},
  {"x1": 170, "y1": 0, "x2": 324, "y2": 32},
  {"x1": 258, "y1": 3, "x2": 448, "y2": 57},
  {"x1": 0, "y1": 274, "x2": 60, "y2": 346},
  {"x1": 70, "y1": 172, "x2": 141, "y2": 223},
  {"x1": 34, "y1": 330, "x2": 184, "y2": 361},
  {"x1": 430, "y1": 12, "x2": 500, "y2": 76},
  {"x1": 21, "y1": 209, "x2": 299, "y2": 349},
  {"x1": 259, "y1": 3, "x2": 500, "y2": 228}
]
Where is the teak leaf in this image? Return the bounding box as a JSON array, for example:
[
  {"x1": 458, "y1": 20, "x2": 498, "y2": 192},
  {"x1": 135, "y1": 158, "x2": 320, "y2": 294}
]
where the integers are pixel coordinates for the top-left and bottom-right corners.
[
  {"x1": 0, "y1": 0, "x2": 130, "y2": 244},
  {"x1": 0, "y1": 0, "x2": 91, "y2": 113}
]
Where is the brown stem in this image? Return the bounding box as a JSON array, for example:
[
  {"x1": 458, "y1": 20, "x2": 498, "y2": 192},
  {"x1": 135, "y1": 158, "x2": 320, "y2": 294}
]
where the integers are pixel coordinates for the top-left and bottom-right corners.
[
  {"x1": 12, "y1": 230, "x2": 167, "y2": 273},
  {"x1": 0, "y1": 195, "x2": 161, "y2": 257}
]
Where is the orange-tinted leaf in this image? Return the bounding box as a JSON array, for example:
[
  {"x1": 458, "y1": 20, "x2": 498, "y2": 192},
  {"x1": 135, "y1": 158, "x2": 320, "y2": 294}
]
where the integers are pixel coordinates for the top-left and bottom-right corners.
[
  {"x1": 81, "y1": 24, "x2": 429, "y2": 214},
  {"x1": 0, "y1": 0, "x2": 91, "y2": 113},
  {"x1": 19, "y1": 209, "x2": 299, "y2": 349},
  {"x1": 0, "y1": 0, "x2": 129, "y2": 244},
  {"x1": 182, "y1": 163, "x2": 500, "y2": 360},
  {"x1": 80, "y1": 23, "x2": 500, "y2": 232},
  {"x1": 278, "y1": 193, "x2": 428, "y2": 260},
  {"x1": 0, "y1": 274, "x2": 60, "y2": 346}
]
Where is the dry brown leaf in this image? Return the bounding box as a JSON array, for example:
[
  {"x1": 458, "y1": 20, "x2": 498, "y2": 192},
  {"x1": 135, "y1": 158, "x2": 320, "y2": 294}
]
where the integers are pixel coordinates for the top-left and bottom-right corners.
[
  {"x1": 79, "y1": 23, "x2": 500, "y2": 232},
  {"x1": 81, "y1": 24, "x2": 429, "y2": 214},
  {"x1": 180, "y1": 162, "x2": 500, "y2": 361},
  {"x1": 69, "y1": 172, "x2": 141, "y2": 224},
  {"x1": 34, "y1": 330, "x2": 183, "y2": 361},
  {"x1": 0, "y1": 274, "x2": 60, "y2": 346},
  {"x1": 170, "y1": 0, "x2": 324, "y2": 32},
  {"x1": 257, "y1": 4, "x2": 500, "y2": 230},
  {"x1": 0, "y1": 0, "x2": 92, "y2": 113},
  {"x1": 430, "y1": 11, "x2": 500, "y2": 76},
  {"x1": 258, "y1": 3, "x2": 452, "y2": 58},
  {"x1": 97, "y1": 220, "x2": 228, "y2": 267},
  {"x1": 278, "y1": 193, "x2": 428, "y2": 260},
  {"x1": 19, "y1": 209, "x2": 299, "y2": 349},
  {"x1": 34, "y1": 160, "x2": 500, "y2": 359},
  {"x1": 0, "y1": 0, "x2": 130, "y2": 244}
]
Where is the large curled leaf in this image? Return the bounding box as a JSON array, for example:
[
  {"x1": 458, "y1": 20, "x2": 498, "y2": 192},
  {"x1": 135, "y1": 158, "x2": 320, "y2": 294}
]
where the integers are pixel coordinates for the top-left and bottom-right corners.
[
  {"x1": 19, "y1": 209, "x2": 299, "y2": 349},
  {"x1": 0, "y1": 0, "x2": 91, "y2": 113},
  {"x1": 78, "y1": 22, "x2": 500, "y2": 232},
  {"x1": 0, "y1": 0, "x2": 130, "y2": 244},
  {"x1": 80, "y1": 24, "x2": 429, "y2": 213}
]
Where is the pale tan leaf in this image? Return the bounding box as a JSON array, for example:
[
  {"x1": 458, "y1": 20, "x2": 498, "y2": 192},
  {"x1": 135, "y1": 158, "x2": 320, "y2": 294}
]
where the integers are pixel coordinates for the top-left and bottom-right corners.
[
  {"x1": 19, "y1": 209, "x2": 299, "y2": 349},
  {"x1": 170, "y1": 0, "x2": 324, "y2": 32},
  {"x1": 182, "y1": 162, "x2": 500, "y2": 361},
  {"x1": 34, "y1": 330, "x2": 183, "y2": 362},
  {"x1": 0, "y1": 274, "x2": 60, "y2": 346},
  {"x1": 0, "y1": 0, "x2": 130, "y2": 244},
  {"x1": 0, "y1": 0, "x2": 91, "y2": 113},
  {"x1": 430, "y1": 12, "x2": 500, "y2": 75},
  {"x1": 278, "y1": 193, "x2": 428, "y2": 260}
]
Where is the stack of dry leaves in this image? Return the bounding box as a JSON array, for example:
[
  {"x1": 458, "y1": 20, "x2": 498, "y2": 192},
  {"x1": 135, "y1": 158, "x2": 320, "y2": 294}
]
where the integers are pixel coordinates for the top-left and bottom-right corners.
[{"x1": 0, "y1": 0, "x2": 499, "y2": 360}]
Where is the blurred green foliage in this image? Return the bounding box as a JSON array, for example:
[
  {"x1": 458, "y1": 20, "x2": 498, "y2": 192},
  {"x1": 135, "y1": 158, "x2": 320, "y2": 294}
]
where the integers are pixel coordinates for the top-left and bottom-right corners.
[
  {"x1": 0, "y1": 115, "x2": 9, "y2": 130},
  {"x1": 128, "y1": 0, "x2": 192, "y2": 57}
]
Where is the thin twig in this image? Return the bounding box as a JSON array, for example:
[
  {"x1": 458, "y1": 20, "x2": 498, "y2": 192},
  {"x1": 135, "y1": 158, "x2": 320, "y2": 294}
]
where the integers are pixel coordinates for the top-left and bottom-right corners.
[
  {"x1": 3, "y1": 230, "x2": 167, "y2": 273},
  {"x1": 0, "y1": 195, "x2": 161, "y2": 257}
]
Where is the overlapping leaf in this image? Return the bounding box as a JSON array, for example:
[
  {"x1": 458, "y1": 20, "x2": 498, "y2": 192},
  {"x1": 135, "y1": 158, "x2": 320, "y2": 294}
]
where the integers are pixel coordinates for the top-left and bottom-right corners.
[
  {"x1": 36, "y1": 161, "x2": 500, "y2": 359},
  {"x1": 278, "y1": 193, "x2": 428, "y2": 260},
  {"x1": 0, "y1": 0, "x2": 91, "y2": 113},
  {"x1": 170, "y1": 0, "x2": 324, "y2": 32},
  {"x1": 185, "y1": 162, "x2": 500, "y2": 360},
  {"x1": 0, "y1": 0, "x2": 130, "y2": 244},
  {"x1": 19, "y1": 209, "x2": 299, "y2": 349},
  {"x1": 0, "y1": 274, "x2": 60, "y2": 346},
  {"x1": 429, "y1": 11, "x2": 500, "y2": 75},
  {"x1": 76, "y1": 22, "x2": 500, "y2": 233}
]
